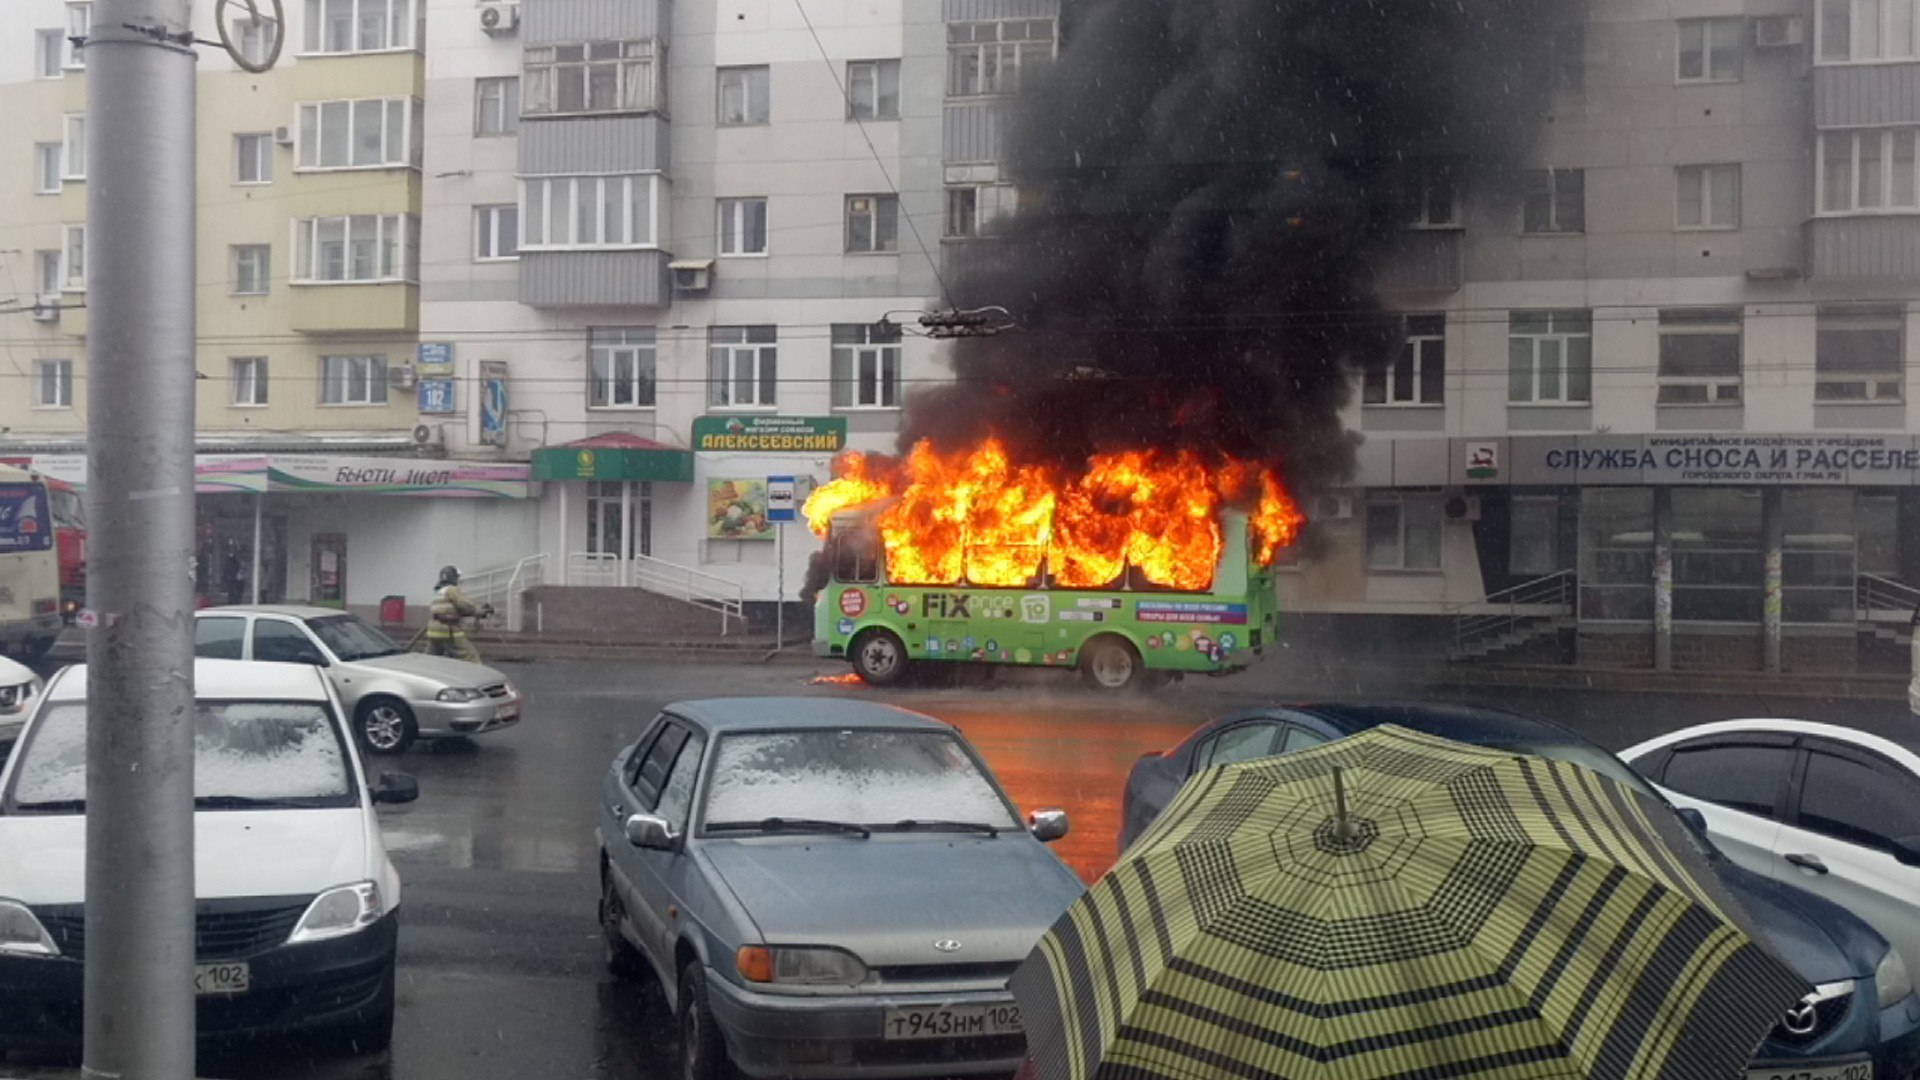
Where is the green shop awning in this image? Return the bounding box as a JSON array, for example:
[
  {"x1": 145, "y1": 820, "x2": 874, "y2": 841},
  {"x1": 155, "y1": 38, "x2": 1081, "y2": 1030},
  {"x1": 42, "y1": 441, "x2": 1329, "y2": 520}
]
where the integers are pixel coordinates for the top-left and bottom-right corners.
[{"x1": 531, "y1": 433, "x2": 693, "y2": 483}]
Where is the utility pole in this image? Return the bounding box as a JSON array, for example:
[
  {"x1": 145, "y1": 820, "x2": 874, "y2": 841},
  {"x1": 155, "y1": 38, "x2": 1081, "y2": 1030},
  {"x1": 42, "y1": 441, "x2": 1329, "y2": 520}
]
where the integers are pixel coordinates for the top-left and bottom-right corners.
[{"x1": 83, "y1": 0, "x2": 200, "y2": 1075}]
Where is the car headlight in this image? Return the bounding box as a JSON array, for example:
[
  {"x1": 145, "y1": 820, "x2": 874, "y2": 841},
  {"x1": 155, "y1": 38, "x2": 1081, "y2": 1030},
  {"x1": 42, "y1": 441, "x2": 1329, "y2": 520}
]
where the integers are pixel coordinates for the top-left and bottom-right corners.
[
  {"x1": 736, "y1": 945, "x2": 868, "y2": 986},
  {"x1": 1879, "y1": 948, "x2": 1914, "y2": 1009},
  {"x1": 0, "y1": 899, "x2": 58, "y2": 957},
  {"x1": 287, "y1": 882, "x2": 386, "y2": 945},
  {"x1": 436, "y1": 688, "x2": 484, "y2": 703}
]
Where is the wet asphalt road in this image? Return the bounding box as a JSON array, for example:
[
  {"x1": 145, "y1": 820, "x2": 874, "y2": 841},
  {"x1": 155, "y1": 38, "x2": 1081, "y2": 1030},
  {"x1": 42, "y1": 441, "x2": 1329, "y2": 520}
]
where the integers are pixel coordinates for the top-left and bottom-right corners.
[{"x1": 7, "y1": 654, "x2": 1916, "y2": 1080}]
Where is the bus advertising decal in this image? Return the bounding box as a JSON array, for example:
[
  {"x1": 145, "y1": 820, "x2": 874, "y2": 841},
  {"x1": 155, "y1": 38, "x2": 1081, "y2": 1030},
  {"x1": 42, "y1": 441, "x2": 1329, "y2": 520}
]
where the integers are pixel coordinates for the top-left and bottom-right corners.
[
  {"x1": 1059, "y1": 611, "x2": 1105, "y2": 622},
  {"x1": 839, "y1": 590, "x2": 867, "y2": 617},
  {"x1": 0, "y1": 487, "x2": 53, "y2": 553},
  {"x1": 1136, "y1": 601, "x2": 1249, "y2": 625}
]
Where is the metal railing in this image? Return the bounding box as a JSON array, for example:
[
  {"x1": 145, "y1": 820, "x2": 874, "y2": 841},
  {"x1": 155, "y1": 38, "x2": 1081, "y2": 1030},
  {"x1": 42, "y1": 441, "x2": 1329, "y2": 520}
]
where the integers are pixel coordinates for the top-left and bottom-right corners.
[
  {"x1": 566, "y1": 552, "x2": 624, "y2": 588},
  {"x1": 1857, "y1": 573, "x2": 1920, "y2": 626},
  {"x1": 1448, "y1": 569, "x2": 1576, "y2": 657},
  {"x1": 563, "y1": 551, "x2": 747, "y2": 634},
  {"x1": 462, "y1": 553, "x2": 547, "y2": 631}
]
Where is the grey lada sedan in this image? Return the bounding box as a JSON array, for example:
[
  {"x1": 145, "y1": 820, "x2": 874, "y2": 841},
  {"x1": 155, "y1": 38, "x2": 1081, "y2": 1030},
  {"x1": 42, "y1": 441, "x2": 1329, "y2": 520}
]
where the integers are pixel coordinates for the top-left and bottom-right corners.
[{"x1": 597, "y1": 697, "x2": 1086, "y2": 1080}]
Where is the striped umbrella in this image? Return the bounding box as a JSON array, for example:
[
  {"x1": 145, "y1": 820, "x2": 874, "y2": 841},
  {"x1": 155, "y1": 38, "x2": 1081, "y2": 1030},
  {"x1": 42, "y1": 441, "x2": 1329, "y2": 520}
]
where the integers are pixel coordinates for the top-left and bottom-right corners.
[{"x1": 1013, "y1": 724, "x2": 1809, "y2": 1080}]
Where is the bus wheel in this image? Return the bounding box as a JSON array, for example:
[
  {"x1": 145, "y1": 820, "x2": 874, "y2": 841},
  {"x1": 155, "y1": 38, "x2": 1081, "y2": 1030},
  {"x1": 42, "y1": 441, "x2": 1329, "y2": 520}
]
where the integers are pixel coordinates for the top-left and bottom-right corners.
[
  {"x1": 851, "y1": 630, "x2": 909, "y2": 686},
  {"x1": 1080, "y1": 637, "x2": 1142, "y2": 691}
]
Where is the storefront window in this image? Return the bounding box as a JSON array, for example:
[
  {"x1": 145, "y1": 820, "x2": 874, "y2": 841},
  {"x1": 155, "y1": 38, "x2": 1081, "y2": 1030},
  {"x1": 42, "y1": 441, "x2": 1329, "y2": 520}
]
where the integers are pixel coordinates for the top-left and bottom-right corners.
[
  {"x1": 1579, "y1": 489, "x2": 1653, "y2": 620},
  {"x1": 586, "y1": 480, "x2": 652, "y2": 559},
  {"x1": 1672, "y1": 488, "x2": 1762, "y2": 622},
  {"x1": 1783, "y1": 489, "x2": 1858, "y2": 624},
  {"x1": 1860, "y1": 493, "x2": 1899, "y2": 577},
  {"x1": 1509, "y1": 495, "x2": 1561, "y2": 577}
]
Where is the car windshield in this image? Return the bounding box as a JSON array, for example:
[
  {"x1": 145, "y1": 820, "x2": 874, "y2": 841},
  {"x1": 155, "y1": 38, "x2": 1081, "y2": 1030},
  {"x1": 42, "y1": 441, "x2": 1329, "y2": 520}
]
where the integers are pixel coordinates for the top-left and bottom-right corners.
[
  {"x1": 7, "y1": 700, "x2": 357, "y2": 812},
  {"x1": 704, "y1": 729, "x2": 1018, "y2": 831},
  {"x1": 306, "y1": 614, "x2": 404, "y2": 661},
  {"x1": 1494, "y1": 740, "x2": 1660, "y2": 800}
]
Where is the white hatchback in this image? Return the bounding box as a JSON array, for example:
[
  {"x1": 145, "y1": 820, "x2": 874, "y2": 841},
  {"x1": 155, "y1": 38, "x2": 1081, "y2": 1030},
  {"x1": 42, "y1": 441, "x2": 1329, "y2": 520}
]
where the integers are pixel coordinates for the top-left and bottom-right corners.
[{"x1": 0, "y1": 659, "x2": 416, "y2": 1055}]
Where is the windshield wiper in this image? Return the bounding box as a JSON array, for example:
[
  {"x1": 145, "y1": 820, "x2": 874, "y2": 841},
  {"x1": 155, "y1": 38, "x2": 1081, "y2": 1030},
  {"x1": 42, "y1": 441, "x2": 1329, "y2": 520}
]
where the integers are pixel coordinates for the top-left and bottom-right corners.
[
  {"x1": 195, "y1": 794, "x2": 336, "y2": 810},
  {"x1": 13, "y1": 798, "x2": 85, "y2": 813},
  {"x1": 874, "y1": 819, "x2": 1002, "y2": 837},
  {"x1": 707, "y1": 817, "x2": 871, "y2": 838}
]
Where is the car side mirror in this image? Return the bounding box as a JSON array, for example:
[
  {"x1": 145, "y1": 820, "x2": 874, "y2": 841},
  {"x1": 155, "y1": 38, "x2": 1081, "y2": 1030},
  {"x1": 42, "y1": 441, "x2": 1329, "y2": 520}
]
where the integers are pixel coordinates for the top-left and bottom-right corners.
[
  {"x1": 1676, "y1": 807, "x2": 1708, "y2": 833},
  {"x1": 1890, "y1": 836, "x2": 1920, "y2": 867},
  {"x1": 1028, "y1": 808, "x2": 1069, "y2": 843},
  {"x1": 373, "y1": 773, "x2": 419, "y2": 805},
  {"x1": 625, "y1": 813, "x2": 676, "y2": 851}
]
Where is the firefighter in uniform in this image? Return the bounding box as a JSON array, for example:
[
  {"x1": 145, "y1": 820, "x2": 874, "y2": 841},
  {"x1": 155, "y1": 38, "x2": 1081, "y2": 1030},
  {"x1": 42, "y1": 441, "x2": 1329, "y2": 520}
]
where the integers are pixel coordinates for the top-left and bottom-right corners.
[{"x1": 427, "y1": 565, "x2": 488, "y2": 663}]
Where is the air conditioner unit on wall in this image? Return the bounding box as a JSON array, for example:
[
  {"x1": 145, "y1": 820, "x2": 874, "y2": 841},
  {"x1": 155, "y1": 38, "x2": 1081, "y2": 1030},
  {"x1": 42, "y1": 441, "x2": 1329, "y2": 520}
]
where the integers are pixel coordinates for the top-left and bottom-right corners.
[
  {"x1": 670, "y1": 259, "x2": 713, "y2": 293},
  {"x1": 273, "y1": 125, "x2": 294, "y2": 146},
  {"x1": 389, "y1": 364, "x2": 418, "y2": 390},
  {"x1": 1313, "y1": 494, "x2": 1354, "y2": 521},
  {"x1": 30, "y1": 295, "x2": 59, "y2": 323},
  {"x1": 1444, "y1": 495, "x2": 1483, "y2": 522},
  {"x1": 478, "y1": 2, "x2": 520, "y2": 35},
  {"x1": 1754, "y1": 15, "x2": 1804, "y2": 47}
]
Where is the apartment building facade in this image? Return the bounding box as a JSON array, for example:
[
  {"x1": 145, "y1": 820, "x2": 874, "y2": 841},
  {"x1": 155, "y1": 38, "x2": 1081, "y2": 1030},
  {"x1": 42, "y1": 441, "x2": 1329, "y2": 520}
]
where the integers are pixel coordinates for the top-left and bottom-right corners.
[{"x1": 1289, "y1": 0, "x2": 1920, "y2": 672}]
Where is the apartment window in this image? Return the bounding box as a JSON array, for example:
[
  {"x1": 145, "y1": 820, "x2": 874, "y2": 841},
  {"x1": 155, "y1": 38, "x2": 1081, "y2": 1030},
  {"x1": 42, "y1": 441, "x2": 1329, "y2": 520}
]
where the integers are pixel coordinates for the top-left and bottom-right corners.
[
  {"x1": 832, "y1": 323, "x2": 903, "y2": 409},
  {"x1": 717, "y1": 198, "x2": 768, "y2": 255},
  {"x1": 525, "y1": 42, "x2": 661, "y2": 115},
  {"x1": 320, "y1": 355, "x2": 389, "y2": 406},
  {"x1": 1676, "y1": 164, "x2": 1740, "y2": 228},
  {"x1": 34, "y1": 360, "x2": 73, "y2": 410},
  {"x1": 521, "y1": 175, "x2": 660, "y2": 248},
  {"x1": 63, "y1": 116, "x2": 85, "y2": 180},
  {"x1": 232, "y1": 244, "x2": 271, "y2": 295},
  {"x1": 475, "y1": 205, "x2": 519, "y2": 260},
  {"x1": 1818, "y1": 0, "x2": 1919, "y2": 61},
  {"x1": 1521, "y1": 168, "x2": 1583, "y2": 233},
  {"x1": 1365, "y1": 494, "x2": 1443, "y2": 572},
  {"x1": 302, "y1": 0, "x2": 417, "y2": 54},
  {"x1": 35, "y1": 144, "x2": 62, "y2": 194},
  {"x1": 1508, "y1": 310, "x2": 1592, "y2": 404},
  {"x1": 235, "y1": 133, "x2": 273, "y2": 184},
  {"x1": 717, "y1": 66, "x2": 770, "y2": 125},
  {"x1": 945, "y1": 185, "x2": 1018, "y2": 238},
  {"x1": 36, "y1": 29, "x2": 63, "y2": 77},
  {"x1": 231, "y1": 358, "x2": 269, "y2": 407},
  {"x1": 1551, "y1": 23, "x2": 1585, "y2": 93},
  {"x1": 63, "y1": 225, "x2": 86, "y2": 291},
  {"x1": 35, "y1": 251, "x2": 60, "y2": 296},
  {"x1": 65, "y1": 3, "x2": 90, "y2": 69},
  {"x1": 1677, "y1": 18, "x2": 1743, "y2": 82},
  {"x1": 708, "y1": 326, "x2": 777, "y2": 408},
  {"x1": 588, "y1": 327, "x2": 657, "y2": 409},
  {"x1": 296, "y1": 98, "x2": 417, "y2": 169},
  {"x1": 293, "y1": 214, "x2": 416, "y2": 282},
  {"x1": 846, "y1": 194, "x2": 899, "y2": 253},
  {"x1": 948, "y1": 19, "x2": 1055, "y2": 97},
  {"x1": 475, "y1": 77, "x2": 520, "y2": 136},
  {"x1": 847, "y1": 60, "x2": 900, "y2": 120},
  {"x1": 1815, "y1": 307, "x2": 1905, "y2": 402},
  {"x1": 1365, "y1": 314, "x2": 1445, "y2": 406},
  {"x1": 1818, "y1": 129, "x2": 1920, "y2": 213},
  {"x1": 1657, "y1": 308, "x2": 1742, "y2": 404},
  {"x1": 1405, "y1": 161, "x2": 1459, "y2": 228},
  {"x1": 233, "y1": 15, "x2": 277, "y2": 66}
]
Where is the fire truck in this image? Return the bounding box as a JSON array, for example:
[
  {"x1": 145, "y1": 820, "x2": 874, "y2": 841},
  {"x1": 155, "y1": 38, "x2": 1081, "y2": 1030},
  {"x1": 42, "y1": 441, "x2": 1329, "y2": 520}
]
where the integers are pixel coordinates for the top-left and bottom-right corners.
[{"x1": 0, "y1": 463, "x2": 65, "y2": 662}]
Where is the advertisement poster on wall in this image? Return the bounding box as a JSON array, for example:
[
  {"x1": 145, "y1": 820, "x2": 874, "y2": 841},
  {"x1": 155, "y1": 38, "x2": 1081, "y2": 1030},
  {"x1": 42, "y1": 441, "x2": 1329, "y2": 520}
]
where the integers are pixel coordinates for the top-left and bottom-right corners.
[{"x1": 707, "y1": 479, "x2": 774, "y2": 540}]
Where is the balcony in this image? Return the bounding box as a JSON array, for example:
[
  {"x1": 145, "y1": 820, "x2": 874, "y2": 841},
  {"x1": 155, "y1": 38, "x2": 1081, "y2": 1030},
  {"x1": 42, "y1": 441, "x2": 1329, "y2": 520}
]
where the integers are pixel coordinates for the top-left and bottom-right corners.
[
  {"x1": 1814, "y1": 64, "x2": 1920, "y2": 128},
  {"x1": 289, "y1": 283, "x2": 419, "y2": 333},
  {"x1": 1805, "y1": 217, "x2": 1920, "y2": 279},
  {"x1": 519, "y1": 250, "x2": 671, "y2": 308},
  {"x1": 1375, "y1": 230, "x2": 1464, "y2": 293}
]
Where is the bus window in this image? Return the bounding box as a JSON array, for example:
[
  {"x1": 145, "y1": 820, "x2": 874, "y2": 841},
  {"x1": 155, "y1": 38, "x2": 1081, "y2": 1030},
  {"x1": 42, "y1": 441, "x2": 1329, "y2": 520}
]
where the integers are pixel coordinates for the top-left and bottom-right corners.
[
  {"x1": 832, "y1": 528, "x2": 881, "y2": 583},
  {"x1": 48, "y1": 488, "x2": 84, "y2": 530}
]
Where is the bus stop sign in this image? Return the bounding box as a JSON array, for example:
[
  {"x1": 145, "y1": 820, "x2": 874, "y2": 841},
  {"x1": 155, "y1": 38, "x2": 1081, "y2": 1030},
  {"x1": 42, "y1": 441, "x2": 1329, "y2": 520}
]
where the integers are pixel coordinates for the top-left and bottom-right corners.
[{"x1": 767, "y1": 476, "x2": 797, "y2": 523}]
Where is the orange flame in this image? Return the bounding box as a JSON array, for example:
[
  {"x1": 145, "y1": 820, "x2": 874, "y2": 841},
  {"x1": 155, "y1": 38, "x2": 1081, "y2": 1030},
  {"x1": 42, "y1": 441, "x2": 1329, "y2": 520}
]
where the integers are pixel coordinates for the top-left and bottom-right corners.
[
  {"x1": 809, "y1": 672, "x2": 867, "y2": 686},
  {"x1": 803, "y1": 438, "x2": 1303, "y2": 591}
]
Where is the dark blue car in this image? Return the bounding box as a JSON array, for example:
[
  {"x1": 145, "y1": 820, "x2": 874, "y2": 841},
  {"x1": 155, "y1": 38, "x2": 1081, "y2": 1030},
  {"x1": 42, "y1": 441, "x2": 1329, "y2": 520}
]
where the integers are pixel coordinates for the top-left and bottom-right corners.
[{"x1": 1119, "y1": 702, "x2": 1920, "y2": 1080}]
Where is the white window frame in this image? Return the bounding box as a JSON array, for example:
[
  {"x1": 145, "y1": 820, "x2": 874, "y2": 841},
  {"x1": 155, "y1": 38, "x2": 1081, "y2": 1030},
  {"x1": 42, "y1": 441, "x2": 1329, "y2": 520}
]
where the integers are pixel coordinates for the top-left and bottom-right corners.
[
  {"x1": 587, "y1": 328, "x2": 657, "y2": 410},
  {"x1": 475, "y1": 204, "x2": 519, "y2": 261},
  {"x1": 846, "y1": 193, "x2": 900, "y2": 253},
  {"x1": 1521, "y1": 167, "x2": 1584, "y2": 233},
  {"x1": 230, "y1": 357, "x2": 269, "y2": 407},
  {"x1": 1676, "y1": 18, "x2": 1743, "y2": 83},
  {"x1": 34, "y1": 143, "x2": 62, "y2": 195},
  {"x1": 717, "y1": 65, "x2": 771, "y2": 125},
  {"x1": 64, "y1": 3, "x2": 89, "y2": 69},
  {"x1": 947, "y1": 19, "x2": 1056, "y2": 98},
  {"x1": 1817, "y1": 0, "x2": 1920, "y2": 62},
  {"x1": 1675, "y1": 164, "x2": 1741, "y2": 229},
  {"x1": 832, "y1": 323, "x2": 904, "y2": 410},
  {"x1": 475, "y1": 76, "x2": 520, "y2": 136},
  {"x1": 1817, "y1": 128, "x2": 1920, "y2": 215},
  {"x1": 232, "y1": 15, "x2": 277, "y2": 66},
  {"x1": 1364, "y1": 314, "x2": 1445, "y2": 406},
  {"x1": 62, "y1": 225, "x2": 86, "y2": 292},
  {"x1": 232, "y1": 244, "x2": 272, "y2": 295},
  {"x1": 1656, "y1": 308, "x2": 1744, "y2": 405},
  {"x1": 523, "y1": 42, "x2": 663, "y2": 117},
  {"x1": 1407, "y1": 161, "x2": 1460, "y2": 229},
  {"x1": 1508, "y1": 309, "x2": 1593, "y2": 404},
  {"x1": 62, "y1": 115, "x2": 85, "y2": 181},
  {"x1": 36, "y1": 29, "x2": 64, "y2": 78},
  {"x1": 291, "y1": 214, "x2": 417, "y2": 283},
  {"x1": 1815, "y1": 307, "x2": 1906, "y2": 403},
  {"x1": 717, "y1": 197, "x2": 768, "y2": 256},
  {"x1": 301, "y1": 0, "x2": 419, "y2": 55},
  {"x1": 708, "y1": 326, "x2": 778, "y2": 409},
  {"x1": 519, "y1": 175, "x2": 661, "y2": 250},
  {"x1": 1365, "y1": 494, "x2": 1444, "y2": 572},
  {"x1": 847, "y1": 59, "x2": 901, "y2": 120},
  {"x1": 944, "y1": 184, "x2": 1018, "y2": 238},
  {"x1": 33, "y1": 359, "x2": 74, "y2": 410},
  {"x1": 296, "y1": 98, "x2": 419, "y2": 171},
  {"x1": 235, "y1": 132, "x2": 273, "y2": 184},
  {"x1": 35, "y1": 251, "x2": 61, "y2": 297},
  {"x1": 319, "y1": 355, "x2": 389, "y2": 406}
]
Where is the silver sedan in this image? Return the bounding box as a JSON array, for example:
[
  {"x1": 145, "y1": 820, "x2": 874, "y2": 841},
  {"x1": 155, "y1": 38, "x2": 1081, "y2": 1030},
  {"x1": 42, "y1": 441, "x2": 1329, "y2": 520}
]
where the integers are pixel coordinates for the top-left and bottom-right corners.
[{"x1": 194, "y1": 605, "x2": 522, "y2": 754}]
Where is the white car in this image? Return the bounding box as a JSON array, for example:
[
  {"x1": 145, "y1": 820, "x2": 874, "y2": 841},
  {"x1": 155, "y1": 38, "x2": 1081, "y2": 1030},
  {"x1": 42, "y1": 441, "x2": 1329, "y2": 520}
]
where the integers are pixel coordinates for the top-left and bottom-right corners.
[
  {"x1": 0, "y1": 656, "x2": 42, "y2": 742},
  {"x1": 0, "y1": 659, "x2": 416, "y2": 1055},
  {"x1": 1622, "y1": 719, "x2": 1920, "y2": 977}
]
